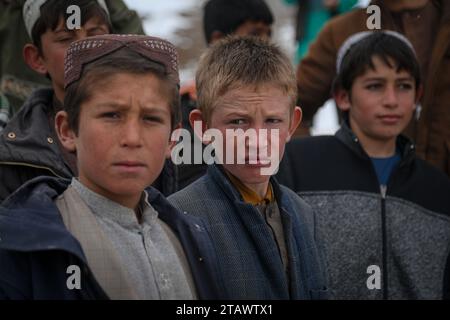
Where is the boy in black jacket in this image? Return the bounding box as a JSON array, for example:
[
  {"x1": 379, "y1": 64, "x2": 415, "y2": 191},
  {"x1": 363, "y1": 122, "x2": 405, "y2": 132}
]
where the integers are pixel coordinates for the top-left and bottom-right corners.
[{"x1": 277, "y1": 31, "x2": 450, "y2": 299}]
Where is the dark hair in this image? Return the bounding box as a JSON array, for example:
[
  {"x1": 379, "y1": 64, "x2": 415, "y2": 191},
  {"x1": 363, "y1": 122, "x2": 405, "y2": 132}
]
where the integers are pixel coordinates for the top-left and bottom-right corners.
[
  {"x1": 64, "y1": 48, "x2": 181, "y2": 134},
  {"x1": 196, "y1": 36, "x2": 297, "y2": 121},
  {"x1": 31, "y1": 0, "x2": 111, "y2": 53},
  {"x1": 333, "y1": 32, "x2": 421, "y2": 94},
  {"x1": 203, "y1": 0, "x2": 273, "y2": 44}
]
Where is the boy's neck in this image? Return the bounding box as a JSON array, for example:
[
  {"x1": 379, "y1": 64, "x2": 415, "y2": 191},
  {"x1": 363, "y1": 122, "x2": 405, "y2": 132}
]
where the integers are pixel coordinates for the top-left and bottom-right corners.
[
  {"x1": 225, "y1": 170, "x2": 271, "y2": 203},
  {"x1": 71, "y1": 178, "x2": 145, "y2": 224},
  {"x1": 359, "y1": 138, "x2": 396, "y2": 158},
  {"x1": 348, "y1": 119, "x2": 397, "y2": 158},
  {"x1": 77, "y1": 177, "x2": 142, "y2": 214},
  {"x1": 353, "y1": 132, "x2": 397, "y2": 158},
  {"x1": 54, "y1": 85, "x2": 64, "y2": 106}
]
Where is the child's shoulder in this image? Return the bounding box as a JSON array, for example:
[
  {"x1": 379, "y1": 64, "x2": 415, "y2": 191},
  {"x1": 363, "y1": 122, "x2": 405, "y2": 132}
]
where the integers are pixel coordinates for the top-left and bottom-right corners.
[
  {"x1": 168, "y1": 174, "x2": 217, "y2": 207},
  {"x1": 276, "y1": 183, "x2": 316, "y2": 230},
  {"x1": 277, "y1": 184, "x2": 314, "y2": 214},
  {"x1": 2, "y1": 176, "x2": 69, "y2": 209},
  {"x1": 280, "y1": 135, "x2": 345, "y2": 175},
  {"x1": 409, "y1": 157, "x2": 450, "y2": 213},
  {"x1": 285, "y1": 135, "x2": 342, "y2": 158}
]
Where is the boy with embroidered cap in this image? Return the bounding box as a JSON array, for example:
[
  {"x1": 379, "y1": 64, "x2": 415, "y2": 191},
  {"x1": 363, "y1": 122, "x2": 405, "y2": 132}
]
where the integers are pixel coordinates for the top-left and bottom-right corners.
[
  {"x1": 0, "y1": 34, "x2": 222, "y2": 300},
  {"x1": 0, "y1": 0, "x2": 175, "y2": 202},
  {"x1": 277, "y1": 31, "x2": 450, "y2": 299},
  {"x1": 169, "y1": 36, "x2": 329, "y2": 299}
]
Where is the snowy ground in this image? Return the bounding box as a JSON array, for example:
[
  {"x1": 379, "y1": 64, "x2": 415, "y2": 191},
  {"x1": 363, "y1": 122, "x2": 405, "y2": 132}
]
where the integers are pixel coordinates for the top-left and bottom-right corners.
[
  {"x1": 123, "y1": 0, "x2": 370, "y2": 135},
  {"x1": 124, "y1": 0, "x2": 200, "y2": 45}
]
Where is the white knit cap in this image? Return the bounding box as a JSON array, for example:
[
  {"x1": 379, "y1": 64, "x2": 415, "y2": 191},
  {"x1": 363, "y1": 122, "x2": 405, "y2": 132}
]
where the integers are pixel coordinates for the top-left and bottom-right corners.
[
  {"x1": 336, "y1": 31, "x2": 416, "y2": 73},
  {"x1": 23, "y1": 0, "x2": 110, "y2": 38}
]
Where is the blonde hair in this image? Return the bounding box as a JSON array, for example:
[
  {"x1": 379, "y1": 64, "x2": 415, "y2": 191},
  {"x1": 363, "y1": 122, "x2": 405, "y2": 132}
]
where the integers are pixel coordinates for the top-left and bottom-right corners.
[{"x1": 196, "y1": 36, "x2": 297, "y2": 122}]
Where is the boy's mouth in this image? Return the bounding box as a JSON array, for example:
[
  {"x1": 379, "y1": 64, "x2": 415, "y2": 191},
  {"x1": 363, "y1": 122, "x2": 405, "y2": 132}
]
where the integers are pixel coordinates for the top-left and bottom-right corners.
[
  {"x1": 378, "y1": 114, "x2": 402, "y2": 124},
  {"x1": 243, "y1": 157, "x2": 272, "y2": 166},
  {"x1": 112, "y1": 161, "x2": 147, "y2": 172}
]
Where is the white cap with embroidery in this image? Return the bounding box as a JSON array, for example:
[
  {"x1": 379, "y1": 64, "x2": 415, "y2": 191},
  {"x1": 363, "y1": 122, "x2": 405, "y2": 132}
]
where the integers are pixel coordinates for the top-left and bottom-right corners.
[{"x1": 22, "y1": 0, "x2": 110, "y2": 38}]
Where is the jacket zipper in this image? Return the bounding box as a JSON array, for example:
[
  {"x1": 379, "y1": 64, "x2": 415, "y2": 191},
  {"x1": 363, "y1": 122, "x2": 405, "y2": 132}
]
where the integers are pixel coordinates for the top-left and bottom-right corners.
[{"x1": 380, "y1": 185, "x2": 388, "y2": 299}]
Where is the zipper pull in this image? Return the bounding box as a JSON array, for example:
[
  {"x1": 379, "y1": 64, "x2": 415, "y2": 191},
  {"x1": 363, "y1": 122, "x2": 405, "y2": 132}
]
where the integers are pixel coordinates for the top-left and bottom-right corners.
[{"x1": 380, "y1": 185, "x2": 387, "y2": 199}]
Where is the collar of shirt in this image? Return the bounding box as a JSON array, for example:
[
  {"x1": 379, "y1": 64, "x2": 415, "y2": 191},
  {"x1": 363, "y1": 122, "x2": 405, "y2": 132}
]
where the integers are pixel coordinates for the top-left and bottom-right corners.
[
  {"x1": 225, "y1": 171, "x2": 274, "y2": 205},
  {"x1": 70, "y1": 178, "x2": 158, "y2": 231}
]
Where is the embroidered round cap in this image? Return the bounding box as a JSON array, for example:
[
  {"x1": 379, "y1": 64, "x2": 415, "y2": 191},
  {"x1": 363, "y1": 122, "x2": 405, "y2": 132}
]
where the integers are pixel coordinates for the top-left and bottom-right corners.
[
  {"x1": 23, "y1": 0, "x2": 110, "y2": 38},
  {"x1": 336, "y1": 30, "x2": 416, "y2": 73},
  {"x1": 64, "y1": 34, "x2": 179, "y2": 89}
]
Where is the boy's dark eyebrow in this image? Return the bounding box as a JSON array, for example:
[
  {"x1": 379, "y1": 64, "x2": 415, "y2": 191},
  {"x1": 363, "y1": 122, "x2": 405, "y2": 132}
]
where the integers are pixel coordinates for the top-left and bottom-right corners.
[
  {"x1": 54, "y1": 28, "x2": 72, "y2": 34},
  {"x1": 395, "y1": 76, "x2": 415, "y2": 82},
  {"x1": 54, "y1": 22, "x2": 109, "y2": 34},
  {"x1": 361, "y1": 76, "x2": 414, "y2": 82},
  {"x1": 94, "y1": 102, "x2": 128, "y2": 109},
  {"x1": 94, "y1": 102, "x2": 169, "y2": 114},
  {"x1": 86, "y1": 25, "x2": 108, "y2": 32}
]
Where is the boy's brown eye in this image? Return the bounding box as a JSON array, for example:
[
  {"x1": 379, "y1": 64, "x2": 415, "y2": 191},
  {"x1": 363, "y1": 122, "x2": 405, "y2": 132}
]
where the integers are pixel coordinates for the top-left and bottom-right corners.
[
  {"x1": 143, "y1": 115, "x2": 164, "y2": 123},
  {"x1": 101, "y1": 112, "x2": 120, "y2": 119},
  {"x1": 398, "y1": 83, "x2": 413, "y2": 90},
  {"x1": 229, "y1": 119, "x2": 246, "y2": 125},
  {"x1": 366, "y1": 83, "x2": 382, "y2": 90},
  {"x1": 57, "y1": 37, "x2": 72, "y2": 43},
  {"x1": 88, "y1": 26, "x2": 108, "y2": 36}
]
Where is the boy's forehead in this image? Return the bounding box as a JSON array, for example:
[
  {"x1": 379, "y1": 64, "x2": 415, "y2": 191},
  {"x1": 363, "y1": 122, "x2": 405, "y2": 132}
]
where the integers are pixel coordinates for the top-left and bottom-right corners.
[
  {"x1": 23, "y1": 0, "x2": 110, "y2": 38},
  {"x1": 78, "y1": 73, "x2": 172, "y2": 113},
  {"x1": 361, "y1": 56, "x2": 414, "y2": 79},
  {"x1": 51, "y1": 15, "x2": 109, "y2": 33},
  {"x1": 225, "y1": 84, "x2": 277, "y2": 95},
  {"x1": 214, "y1": 85, "x2": 291, "y2": 111}
]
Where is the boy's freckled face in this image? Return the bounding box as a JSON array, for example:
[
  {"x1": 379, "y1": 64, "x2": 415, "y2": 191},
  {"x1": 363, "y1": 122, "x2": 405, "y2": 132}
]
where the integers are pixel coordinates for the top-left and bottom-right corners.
[
  {"x1": 346, "y1": 56, "x2": 417, "y2": 144},
  {"x1": 74, "y1": 73, "x2": 173, "y2": 208},
  {"x1": 208, "y1": 85, "x2": 295, "y2": 190},
  {"x1": 39, "y1": 16, "x2": 109, "y2": 98}
]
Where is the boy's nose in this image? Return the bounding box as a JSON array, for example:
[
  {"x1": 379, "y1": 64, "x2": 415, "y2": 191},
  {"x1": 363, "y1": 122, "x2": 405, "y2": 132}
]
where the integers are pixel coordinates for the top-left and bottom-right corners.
[
  {"x1": 74, "y1": 27, "x2": 91, "y2": 41},
  {"x1": 383, "y1": 86, "x2": 398, "y2": 108},
  {"x1": 74, "y1": 29, "x2": 86, "y2": 40},
  {"x1": 245, "y1": 127, "x2": 271, "y2": 151},
  {"x1": 120, "y1": 120, "x2": 143, "y2": 148}
]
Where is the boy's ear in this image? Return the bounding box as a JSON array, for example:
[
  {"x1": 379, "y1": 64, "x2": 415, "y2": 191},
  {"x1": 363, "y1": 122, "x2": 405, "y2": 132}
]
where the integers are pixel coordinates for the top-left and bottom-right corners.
[
  {"x1": 23, "y1": 43, "x2": 48, "y2": 75},
  {"x1": 287, "y1": 106, "x2": 302, "y2": 142},
  {"x1": 415, "y1": 84, "x2": 424, "y2": 103},
  {"x1": 334, "y1": 88, "x2": 351, "y2": 112},
  {"x1": 55, "y1": 110, "x2": 77, "y2": 152},
  {"x1": 166, "y1": 122, "x2": 182, "y2": 159},
  {"x1": 189, "y1": 109, "x2": 208, "y2": 142}
]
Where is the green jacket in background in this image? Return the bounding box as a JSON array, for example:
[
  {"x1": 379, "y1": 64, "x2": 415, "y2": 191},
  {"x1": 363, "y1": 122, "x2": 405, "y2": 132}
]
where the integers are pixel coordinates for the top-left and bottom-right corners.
[
  {"x1": 0, "y1": 0, "x2": 145, "y2": 115},
  {"x1": 283, "y1": 0, "x2": 357, "y2": 64}
]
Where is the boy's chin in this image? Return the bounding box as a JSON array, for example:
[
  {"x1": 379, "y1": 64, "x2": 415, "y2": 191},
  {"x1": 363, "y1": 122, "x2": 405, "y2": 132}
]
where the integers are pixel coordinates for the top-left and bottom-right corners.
[
  {"x1": 373, "y1": 128, "x2": 403, "y2": 141},
  {"x1": 104, "y1": 180, "x2": 151, "y2": 197},
  {"x1": 224, "y1": 165, "x2": 273, "y2": 182}
]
